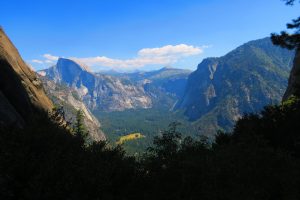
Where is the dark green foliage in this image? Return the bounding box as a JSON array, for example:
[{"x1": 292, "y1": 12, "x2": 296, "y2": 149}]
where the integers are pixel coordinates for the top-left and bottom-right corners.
[
  {"x1": 285, "y1": 0, "x2": 298, "y2": 5},
  {"x1": 231, "y1": 96, "x2": 300, "y2": 156},
  {"x1": 74, "y1": 109, "x2": 88, "y2": 140},
  {"x1": 271, "y1": 24, "x2": 300, "y2": 50},
  {"x1": 0, "y1": 114, "x2": 138, "y2": 200},
  {"x1": 138, "y1": 97, "x2": 300, "y2": 200},
  {"x1": 1, "y1": 98, "x2": 300, "y2": 199},
  {"x1": 271, "y1": 0, "x2": 300, "y2": 50},
  {"x1": 94, "y1": 108, "x2": 198, "y2": 153}
]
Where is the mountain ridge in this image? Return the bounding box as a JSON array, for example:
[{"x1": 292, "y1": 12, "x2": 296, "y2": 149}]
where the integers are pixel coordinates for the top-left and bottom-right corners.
[
  {"x1": 39, "y1": 75, "x2": 106, "y2": 141},
  {"x1": 40, "y1": 58, "x2": 152, "y2": 111},
  {"x1": 176, "y1": 37, "x2": 294, "y2": 136}
]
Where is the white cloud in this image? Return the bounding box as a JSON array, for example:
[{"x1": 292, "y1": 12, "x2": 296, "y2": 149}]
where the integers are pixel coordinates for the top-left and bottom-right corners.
[
  {"x1": 31, "y1": 59, "x2": 44, "y2": 64},
  {"x1": 37, "y1": 71, "x2": 46, "y2": 76},
  {"x1": 30, "y1": 54, "x2": 58, "y2": 65},
  {"x1": 75, "y1": 44, "x2": 204, "y2": 69},
  {"x1": 45, "y1": 60, "x2": 54, "y2": 64},
  {"x1": 31, "y1": 44, "x2": 206, "y2": 70},
  {"x1": 43, "y1": 54, "x2": 59, "y2": 61},
  {"x1": 138, "y1": 44, "x2": 202, "y2": 57},
  {"x1": 74, "y1": 55, "x2": 175, "y2": 69}
]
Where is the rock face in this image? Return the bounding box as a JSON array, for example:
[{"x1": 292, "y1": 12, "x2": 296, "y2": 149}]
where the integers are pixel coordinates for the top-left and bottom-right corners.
[
  {"x1": 0, "y1": 28, "x2": 53, "y2": 127},
  {"x1": 40, "y1": 61, "x2": 190, "y2": 141},
  {"x1": 176, "y1": 37, "x2": 294, "y2": 135},
  {"x1": 40, "y1": 75, "x2": 106, "y2": 141},
  {"x1": 109, "y1": 67, "x2": 191, "y2": 108},
  {"x1": 283, "y1": 49, "x2": 300, "y2": 101},
  {"x1": 41, "y1": 58, "x2": 152, "y2": 111}
]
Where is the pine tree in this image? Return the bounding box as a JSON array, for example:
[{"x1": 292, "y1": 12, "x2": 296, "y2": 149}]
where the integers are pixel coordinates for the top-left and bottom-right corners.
[
  {"x1": 271, "y1": 0, "x2": 300, "y2": 50},
  {"x1": 74, "y1": 110, "x2": 88, "y2": 141},
  {"x1": 272, "y1": 0, "x2": 300, "y2": 100}
]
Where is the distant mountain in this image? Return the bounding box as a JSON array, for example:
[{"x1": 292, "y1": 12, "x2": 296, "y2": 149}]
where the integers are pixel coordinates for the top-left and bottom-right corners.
[
  {"x1": 38, "y1": 37, "x2": 294, "y2": 140},
  {"x1": 39, "y1": 75, "x2": 105, "y2": 141},
  {"x1": 143, "y1": 67, "x2": 191, "y2": 97},
  {"x1": 40, "y1": 58, "x2": 152, "y2": 111},
  {"x1": 112, "y1": 67, "x2": 191, "y2": 81},
  {"x1": 176, "y1": 37, "x2": 294, "y2": 136},
  {"x1": 41, "y1": 60, "x2": 191, "y2": 111},
  {"x1": 0, "y1": 28, "x2": 53, "y2": 128},
  {"x1": 106, "y1": 67, "x2": 192, "y2": 108}
]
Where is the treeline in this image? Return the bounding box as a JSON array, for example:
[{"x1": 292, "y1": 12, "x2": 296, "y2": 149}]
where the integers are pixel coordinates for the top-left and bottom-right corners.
[{"x1": 1, "y1": 96, "x2": 300, "y2": 199}]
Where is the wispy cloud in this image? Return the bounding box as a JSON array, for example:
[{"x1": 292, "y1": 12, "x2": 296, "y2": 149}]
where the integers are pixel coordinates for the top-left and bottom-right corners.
[
  {"x1": 45, "y1": 60, "x2": 55, "y2": 64},
  {"x1": 31, "y1": 59, "x2": 44, "y2": 64},
  {"x1": 30, "y1": 44, "x2": 207, "y2": 70},
  {"x1": 74, "y1": 44, "x2": 205, "y2": 69},
  {"x1": 30, "y1": 54, "x2": 59, "y2": 66},
  {"x1": 138, "y1": 44, "x2": 202, "y2": 57},
  {"x1": 43, "y1": 54, "x2": 59, "y2": 61}
]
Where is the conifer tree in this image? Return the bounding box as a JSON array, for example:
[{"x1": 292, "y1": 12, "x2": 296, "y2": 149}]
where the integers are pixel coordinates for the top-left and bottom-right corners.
[
  {"x1": 272, "y1": 0, "x2": 300, "y2": 100},
  {"x1": 74, "y1": 110, "x2": 88, "y2": 141},
  {"x1": 271, "y1": 0, "x2": 300, "y2": 50}
]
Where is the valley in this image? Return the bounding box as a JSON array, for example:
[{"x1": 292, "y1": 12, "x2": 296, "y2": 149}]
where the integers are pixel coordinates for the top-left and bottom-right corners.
[
  {"x1": 94, "y1": 107, "x2": 198, "y2": 153},
  {"x1": 36, "y1": 37, "x2": 295, "y2": 153},
  {"x1": 1, "y1": 0, "x2": 300, "y2": 198}
]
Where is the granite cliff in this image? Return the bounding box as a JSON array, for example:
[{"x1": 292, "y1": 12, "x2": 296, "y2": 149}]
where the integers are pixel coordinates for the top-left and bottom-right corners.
[
  {"x1": 283, "y1": 49, "x2": 300, "y2": 100},
  {"x1": 40, "y1": 58, "x2": 152, "y2": 111},
  {"x1": 0, "y1": 28, "x2": 53, "y2": 128},
  {"x1": 176, "y1": 37, "x2": 294, "y2": 135}
]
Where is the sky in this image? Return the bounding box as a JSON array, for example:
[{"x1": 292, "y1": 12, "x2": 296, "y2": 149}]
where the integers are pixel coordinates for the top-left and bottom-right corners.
[{"x1": 0, "y1": 0, "x2": 299, "y2": 71}]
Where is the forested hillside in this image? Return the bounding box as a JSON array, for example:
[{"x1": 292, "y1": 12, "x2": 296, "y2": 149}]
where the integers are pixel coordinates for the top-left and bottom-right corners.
[
  {"x1": 177, "y1": 37, "x2": 294, "y2": 136},
  {"x1": 1, "y1": 96, "x2": 300, "y2": 199}
]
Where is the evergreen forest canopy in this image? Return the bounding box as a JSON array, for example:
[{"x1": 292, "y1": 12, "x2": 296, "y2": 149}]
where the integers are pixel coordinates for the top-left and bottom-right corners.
[
  {"x1": 1, "y1": 94, "x2": 300, "y2": 199},
  {"x1": 1, "y1": 0, "x2": 300, "y2": 199}
]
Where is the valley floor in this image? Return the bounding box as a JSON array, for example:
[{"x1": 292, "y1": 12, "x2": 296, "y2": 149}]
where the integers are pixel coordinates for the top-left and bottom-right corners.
[{"x1": 94, "y1": 107, "x2": 199, "y2": 153}]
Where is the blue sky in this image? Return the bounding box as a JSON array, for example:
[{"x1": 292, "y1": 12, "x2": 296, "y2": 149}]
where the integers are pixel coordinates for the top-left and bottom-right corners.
[{"x1": 1, "y1": 0, "x2": 299, "y2": 71}]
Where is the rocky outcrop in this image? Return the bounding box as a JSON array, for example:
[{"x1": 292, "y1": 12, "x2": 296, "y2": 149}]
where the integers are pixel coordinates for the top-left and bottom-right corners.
[
  {"x1": 40, "y1": 76, "x2": 106, "y2": 141},
  {"x1": 0, "y1": 28, "x2": 53, "y2": 127},
  {"x1": 40, "y1": 58, "x2": 152, "y2": 111},
  {"x1": 176, "y1": 37, "x2": 294, "y2": 136},
  {"x1": 105, "y1": 67, "x2": 191, "y2": 108},
  {"x1": 283, "y1": 49, "x2": 300, "y2": 100}
]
